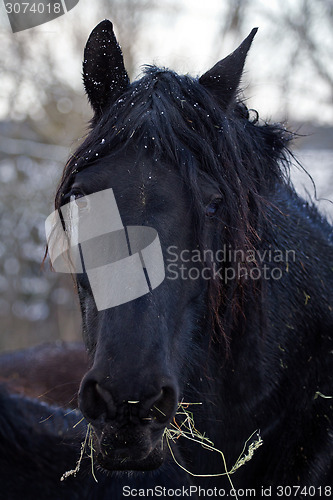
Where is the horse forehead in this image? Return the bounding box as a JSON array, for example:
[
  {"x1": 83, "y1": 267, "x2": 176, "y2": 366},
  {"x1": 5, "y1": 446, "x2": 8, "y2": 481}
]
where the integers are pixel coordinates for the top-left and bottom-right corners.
[{"x1": 94, "y1": 155, "x2": 184, "y2": 199}]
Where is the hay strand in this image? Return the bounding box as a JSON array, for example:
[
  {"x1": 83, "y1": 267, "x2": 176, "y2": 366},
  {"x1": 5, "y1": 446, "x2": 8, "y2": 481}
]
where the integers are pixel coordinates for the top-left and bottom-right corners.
[
  {"x1": 164, "y1": 402, "x2": 263, "y2": 500},
  {"x1": 60, "y1": 422, "x2": 98, "y2": 482}
]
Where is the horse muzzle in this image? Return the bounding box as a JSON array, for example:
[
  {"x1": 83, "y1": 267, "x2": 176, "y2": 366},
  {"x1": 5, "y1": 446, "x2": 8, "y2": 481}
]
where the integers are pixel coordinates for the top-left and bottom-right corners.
[{"x1": 78, "y1": 370, "x2": 179, "y2": 471}]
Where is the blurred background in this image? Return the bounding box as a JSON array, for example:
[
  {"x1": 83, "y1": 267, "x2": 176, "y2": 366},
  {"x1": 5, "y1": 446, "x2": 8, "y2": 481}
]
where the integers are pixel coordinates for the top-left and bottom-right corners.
[{"x1": 0, "y1": 0, "x2": 332, "y2": 352}]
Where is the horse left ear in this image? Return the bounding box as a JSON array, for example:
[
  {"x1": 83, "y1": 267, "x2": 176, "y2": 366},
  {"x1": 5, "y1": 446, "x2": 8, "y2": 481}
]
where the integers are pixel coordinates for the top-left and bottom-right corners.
[
  {"x1": 199, "y1": 28, "x2": 258, "y2": 109},
  {"x1": 83, "y1": 20, "x2": 130, "y2": 118}
]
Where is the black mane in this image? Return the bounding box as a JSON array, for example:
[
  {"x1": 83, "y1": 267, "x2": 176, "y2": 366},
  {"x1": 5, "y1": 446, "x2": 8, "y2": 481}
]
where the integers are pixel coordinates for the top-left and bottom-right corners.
[{"x1": 58, "y1": 66, "x2": 293, "y2": 209}]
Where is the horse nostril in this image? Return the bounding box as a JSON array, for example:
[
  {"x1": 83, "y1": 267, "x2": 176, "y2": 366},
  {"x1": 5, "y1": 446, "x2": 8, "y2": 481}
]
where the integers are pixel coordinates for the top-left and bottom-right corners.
[
  {"x1": 79, "y1": 376, "x2": 116, "y2": 423},
  {"x1": 79, "y1": 373, "x2": 178, "y2": 427},
  {"x1": 149, "y1": 385, "x2": 178, "y2": 425},
  {"x1": 96, "y1": 383, "x2": 114, "y2": 407}
]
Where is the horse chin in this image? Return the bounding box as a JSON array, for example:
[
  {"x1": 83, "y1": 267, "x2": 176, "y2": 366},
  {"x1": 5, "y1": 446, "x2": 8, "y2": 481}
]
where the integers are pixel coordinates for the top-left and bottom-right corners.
[
  {"x1": 93, "y1": 427, "x2": 166, "y2": 472},
  {"x1": 97, "y1": 443, "x2": 165, "y2": 472},
  {"x1": 96, "y1": 440, "x2": 165, "y2": 472}
]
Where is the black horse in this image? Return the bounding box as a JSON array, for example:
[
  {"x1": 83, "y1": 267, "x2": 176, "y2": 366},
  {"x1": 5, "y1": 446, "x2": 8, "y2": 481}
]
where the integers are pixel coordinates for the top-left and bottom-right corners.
[
  {"x1": 0, "y1": 384, "x2": 91, "y2": 500},
  {"x1": 54, "y1": 20, "x2": 333, "y2": 498}
]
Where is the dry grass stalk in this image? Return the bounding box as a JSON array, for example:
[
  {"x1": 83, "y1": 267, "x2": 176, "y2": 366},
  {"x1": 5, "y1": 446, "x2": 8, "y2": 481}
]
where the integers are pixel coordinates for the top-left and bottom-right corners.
[
  {"x1": 60, "y1": 422, "x2": 98, "y2": 483},
  {"x1": 163, "y1": 402, "x2": 263, "y2": 500}
]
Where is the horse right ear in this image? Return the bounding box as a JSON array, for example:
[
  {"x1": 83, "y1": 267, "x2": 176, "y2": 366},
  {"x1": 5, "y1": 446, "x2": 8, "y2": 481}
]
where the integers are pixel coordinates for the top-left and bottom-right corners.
[
  {"x1": 83, "y1": 20, "x2": 130, "y2": 118},
  {"x1": 199, "y1": 28, "x2": 258, "y2": 109}
]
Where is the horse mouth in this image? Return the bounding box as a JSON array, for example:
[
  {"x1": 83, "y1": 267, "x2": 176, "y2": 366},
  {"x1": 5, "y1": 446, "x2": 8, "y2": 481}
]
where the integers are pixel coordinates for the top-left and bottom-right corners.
[{"x1": 93, "y1": 427, "x2": 166, "y2": 472}]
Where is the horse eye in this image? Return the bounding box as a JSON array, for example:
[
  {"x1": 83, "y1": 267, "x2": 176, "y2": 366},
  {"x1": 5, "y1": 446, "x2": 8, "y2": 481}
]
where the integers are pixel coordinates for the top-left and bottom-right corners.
[
  {"x1": 70, "y1": 191, "x2": 88, "y2": 209},
  {"x1": 205, "y1": 198, "x2": 222, "y2": 217}
]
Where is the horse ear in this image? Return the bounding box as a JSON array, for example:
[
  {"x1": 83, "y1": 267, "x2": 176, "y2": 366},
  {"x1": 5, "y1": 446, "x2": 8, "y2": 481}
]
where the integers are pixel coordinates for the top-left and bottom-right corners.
[
  {"x1": 83, "y1": 20, "x2": 130, "y2": 117},
  {"x1": 199, "y1": 28, "x2": 258, "y2": 109}
]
